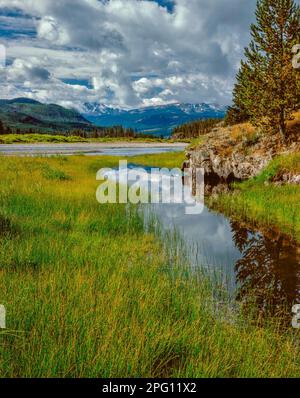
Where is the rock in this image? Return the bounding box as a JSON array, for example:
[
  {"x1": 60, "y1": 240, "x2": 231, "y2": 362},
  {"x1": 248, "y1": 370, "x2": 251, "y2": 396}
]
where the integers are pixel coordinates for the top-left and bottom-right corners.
[
  {"x1": 272, "y1": 173, "x2": 300, "y2": 185},
  {"x1": 186, "y1": 125, "x2": 300, "y2": 195}
]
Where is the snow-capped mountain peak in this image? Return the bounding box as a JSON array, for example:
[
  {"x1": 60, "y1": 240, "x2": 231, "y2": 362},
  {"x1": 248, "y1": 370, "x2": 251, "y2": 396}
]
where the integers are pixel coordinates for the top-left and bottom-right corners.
[
  {"x1": 82, "y1": 102, "x2": 227, "y2": 137},
  {"x1": 82, "y1": 102, "x2": 126, "y2": 116}
]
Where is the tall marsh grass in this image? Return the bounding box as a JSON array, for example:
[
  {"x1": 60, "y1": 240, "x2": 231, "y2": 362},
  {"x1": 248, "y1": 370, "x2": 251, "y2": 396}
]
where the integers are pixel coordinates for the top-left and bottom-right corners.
[{"x1": 0, "y1": 155, "x2": 299, "y2": 377}]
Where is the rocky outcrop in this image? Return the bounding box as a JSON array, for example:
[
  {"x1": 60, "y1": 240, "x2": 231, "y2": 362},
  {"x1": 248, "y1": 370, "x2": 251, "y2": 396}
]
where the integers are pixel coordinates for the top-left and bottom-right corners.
[
  {"x1": 185, "y1": 124, "x2": 300, "y2": 195},
  {"x1": 270, "y1": 172, "x2": 300, "y2": 186}
]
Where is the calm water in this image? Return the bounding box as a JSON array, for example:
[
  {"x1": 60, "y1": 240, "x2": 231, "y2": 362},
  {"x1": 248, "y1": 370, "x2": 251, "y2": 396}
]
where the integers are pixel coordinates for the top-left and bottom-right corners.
[
  {"x1": 0, "y1": 144, "x2": 186, "y2": 157},
  {"x1": 147, "y1": 201, "x2": 300, "y2": 309},
  {"x1": 85, "y1": 147, "x2": 185, "y2": 157},
  {"x1": 110, "y1": 163, "x2": 300, "y2": 311}
]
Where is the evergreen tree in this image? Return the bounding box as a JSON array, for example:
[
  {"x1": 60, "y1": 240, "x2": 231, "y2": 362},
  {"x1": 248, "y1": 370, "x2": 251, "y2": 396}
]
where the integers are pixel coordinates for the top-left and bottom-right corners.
[
  {"x1": 171, "y1": 118, "x2": 220, "y2": 139},
  {"x1": 0, "y1": 120, "x2": 5, "y2": 135},
  {"x1": 231, "y1": 0, "x2": 300, "y2": 138},
  {"x1": 225, "y1": 62, "x2": 252, "y2": 125}
]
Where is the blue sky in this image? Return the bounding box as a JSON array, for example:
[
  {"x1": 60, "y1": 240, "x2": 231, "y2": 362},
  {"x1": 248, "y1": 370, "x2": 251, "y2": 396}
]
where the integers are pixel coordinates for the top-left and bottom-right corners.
[
  {"x1": 153, "y1": 0, "x2": 175, "y2": 11},
  {"x1": 0, "y1": 0, "x2": 259, "y2": 110}
]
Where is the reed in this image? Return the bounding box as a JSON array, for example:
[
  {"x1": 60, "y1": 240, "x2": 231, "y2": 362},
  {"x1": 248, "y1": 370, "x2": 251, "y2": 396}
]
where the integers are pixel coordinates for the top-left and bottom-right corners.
[{"x1": 0, "y1": 155, "x2": 299, "y2": 377}]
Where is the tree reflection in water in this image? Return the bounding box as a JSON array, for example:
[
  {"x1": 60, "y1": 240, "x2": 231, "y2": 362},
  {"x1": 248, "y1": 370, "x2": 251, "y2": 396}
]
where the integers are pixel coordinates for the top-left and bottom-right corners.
[{"x1": 231, "y1": 221, "x2": 300, "y2": 316}]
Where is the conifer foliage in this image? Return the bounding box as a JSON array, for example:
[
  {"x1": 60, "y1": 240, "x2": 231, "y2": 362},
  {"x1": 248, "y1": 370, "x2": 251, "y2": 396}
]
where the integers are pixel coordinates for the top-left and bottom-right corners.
[{"x1": 229, "y1": 0, "x2": 300, "y2": 138}]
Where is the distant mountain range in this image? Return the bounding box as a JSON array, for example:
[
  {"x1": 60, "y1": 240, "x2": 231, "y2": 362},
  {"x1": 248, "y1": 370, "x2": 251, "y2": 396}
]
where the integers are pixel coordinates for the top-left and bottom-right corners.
[
  {"x1": 0, "y1": 98, "x2": 227, "y2": 136},
  {"x1": 82, "y1": 102, "x2": 227, "y2": 136},
  {"x1": 0, "y1": 98, "x2": 92, "y2": 133}
]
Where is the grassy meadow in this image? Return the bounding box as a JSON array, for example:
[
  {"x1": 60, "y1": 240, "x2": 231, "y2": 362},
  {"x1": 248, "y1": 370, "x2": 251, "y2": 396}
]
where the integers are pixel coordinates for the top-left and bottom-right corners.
[
  {"x1": 211, "y1": 152, "x2": 300, "y2": 242},
  {"x1": 0, "y1": 153, "x2": 300, "y2": 377},
  {"x1": 0, "y1": 133, "x2": 88, "y2": 144},
  {"x1": 0, "y1": 133, "x2": 169, "y2": 145},
  {"x1": 125, "y1": 151, "x2": 186, "y2": 169}
]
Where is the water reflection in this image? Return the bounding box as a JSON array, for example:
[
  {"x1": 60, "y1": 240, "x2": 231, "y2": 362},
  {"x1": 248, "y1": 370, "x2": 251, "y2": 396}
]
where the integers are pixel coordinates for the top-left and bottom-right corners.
[
  {"x1": 109, "y1": 163, "x2": 300, "y2": 311},
  {"x1": 231, "y1": 222, "x2": 300, "y2": 312}
]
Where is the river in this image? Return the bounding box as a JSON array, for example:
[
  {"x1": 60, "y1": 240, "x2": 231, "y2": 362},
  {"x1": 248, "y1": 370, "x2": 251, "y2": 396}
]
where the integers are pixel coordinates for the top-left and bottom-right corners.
[
  {"x1": 0, "y1": 143, "x2": 187, "y2": 156},
  {"x1": 5, "y1": 142, "x2": 299, "y2": 313},
  {"x1": 108, "y1": 161, "x2": 300, "y2": 315}
]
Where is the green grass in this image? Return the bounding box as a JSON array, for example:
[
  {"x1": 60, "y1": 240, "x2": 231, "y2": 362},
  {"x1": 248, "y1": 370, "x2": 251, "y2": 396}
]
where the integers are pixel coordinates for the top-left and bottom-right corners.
[
  {"x1": 186, "y1": 135, "x2": 208, "y2": 150},
  {"x1": 82, "y1": 152, "x2": 185, "y2": 176},
  {"x1": 211, "y1": 153, "x2": 300, "y2": 242},
  {"x1": 41, "y1": 164, "x2": 72, "y2": 181},
  {"x1": 0, "y1": 134, "x2": 88, "y2": 144},
  {"x1": 128, "y1": 152, "x2": 186, "y2": 169},
  {"x1": 0, "y1": 154, "x2": 300, "y2": 377},
  {"x1": 0, "y1": 133, "x2": 171, "y2": 144}
]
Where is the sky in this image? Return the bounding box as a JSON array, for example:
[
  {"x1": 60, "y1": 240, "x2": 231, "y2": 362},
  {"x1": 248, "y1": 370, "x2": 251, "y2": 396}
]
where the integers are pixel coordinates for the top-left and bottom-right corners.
[{"x1": 0, "y1": 0, "x2": 259, "y2": 110}]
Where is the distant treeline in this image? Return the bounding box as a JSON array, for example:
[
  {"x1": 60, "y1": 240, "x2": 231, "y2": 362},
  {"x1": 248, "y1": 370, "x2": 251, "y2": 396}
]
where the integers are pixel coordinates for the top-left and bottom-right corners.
[
  {"x1": 171, "y1": 118, "x2": 221, "y2": 139},
  {"x1": 0, "y1": 119, "x2": 156, "y2": 139},
  {"x1": 76, "y1": 125, "x2": 137, "y2": 139}
]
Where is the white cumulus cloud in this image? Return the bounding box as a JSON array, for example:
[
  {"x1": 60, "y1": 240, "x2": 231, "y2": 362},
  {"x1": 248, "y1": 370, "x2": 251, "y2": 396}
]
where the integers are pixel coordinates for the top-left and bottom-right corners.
[{"x1": 0, "y1": 0, "x2": 265, "y2": 108}]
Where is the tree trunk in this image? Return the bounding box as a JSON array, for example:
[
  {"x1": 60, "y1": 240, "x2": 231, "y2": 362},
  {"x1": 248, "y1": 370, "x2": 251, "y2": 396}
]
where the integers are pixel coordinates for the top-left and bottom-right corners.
[{"x1": 279, "y1": 108, "x2": 286, "y2": 141}]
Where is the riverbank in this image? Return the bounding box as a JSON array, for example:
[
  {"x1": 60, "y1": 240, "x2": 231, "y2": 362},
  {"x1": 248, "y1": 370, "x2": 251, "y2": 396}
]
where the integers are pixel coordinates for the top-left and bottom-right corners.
[
  {"x1": 0, "y1": 154, "x2": 299, "y2": 378},
  {"x1": 185, "y1": 117, "x2": 300, "y2": 242},
  {"x1": 209, "y1": 152, "x2": 300, "y2": 242}
]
